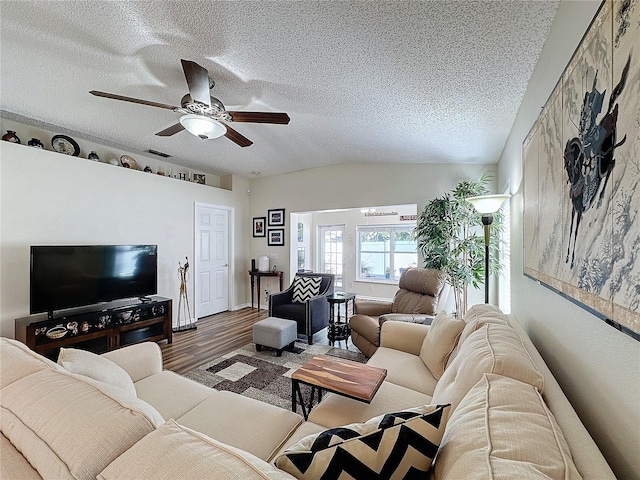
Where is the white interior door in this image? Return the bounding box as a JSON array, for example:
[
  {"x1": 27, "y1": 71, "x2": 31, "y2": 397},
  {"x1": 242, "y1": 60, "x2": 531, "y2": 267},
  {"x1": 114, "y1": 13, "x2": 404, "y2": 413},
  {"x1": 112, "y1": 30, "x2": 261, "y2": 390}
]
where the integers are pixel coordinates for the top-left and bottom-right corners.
[{"x1": 195, "y1": 204, "x2": 229, "y2": 318}]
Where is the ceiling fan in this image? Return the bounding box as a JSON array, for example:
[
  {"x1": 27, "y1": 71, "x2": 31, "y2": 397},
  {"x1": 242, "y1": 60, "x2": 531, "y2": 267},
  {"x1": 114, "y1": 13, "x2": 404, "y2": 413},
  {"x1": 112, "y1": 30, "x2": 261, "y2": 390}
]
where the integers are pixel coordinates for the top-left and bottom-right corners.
[{"x1": 90, "y1": 59, "x2": 290, "y2": 147}]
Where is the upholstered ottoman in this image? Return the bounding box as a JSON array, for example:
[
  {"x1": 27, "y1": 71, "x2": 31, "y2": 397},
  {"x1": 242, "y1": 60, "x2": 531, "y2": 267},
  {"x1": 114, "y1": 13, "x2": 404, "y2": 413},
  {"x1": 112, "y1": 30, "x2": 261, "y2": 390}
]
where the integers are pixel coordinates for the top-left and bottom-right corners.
[{"x1": 253, "y1": 317, "x2": 297, "y2": 357}]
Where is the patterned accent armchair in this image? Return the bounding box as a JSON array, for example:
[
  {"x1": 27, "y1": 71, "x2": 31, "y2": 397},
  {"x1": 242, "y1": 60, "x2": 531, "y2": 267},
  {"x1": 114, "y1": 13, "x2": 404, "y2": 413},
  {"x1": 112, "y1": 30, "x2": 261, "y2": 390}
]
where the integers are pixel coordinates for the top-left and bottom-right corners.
[
  {"x1": 269, "y1": 273, "x2": 335, "y2": 344},
  {"x1": 348, "y1": 267, "x2": 450, "y2": 357}
]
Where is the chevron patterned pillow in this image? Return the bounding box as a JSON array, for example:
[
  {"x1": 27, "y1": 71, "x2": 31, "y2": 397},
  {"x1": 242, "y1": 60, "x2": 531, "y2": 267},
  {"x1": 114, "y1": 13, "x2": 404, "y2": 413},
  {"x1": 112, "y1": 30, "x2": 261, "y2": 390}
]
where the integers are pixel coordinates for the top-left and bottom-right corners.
[
  {"x1": 274, "y1": 404, "x2": 451, "y2": 480},
  {"x1": 292, "y1": 276, "x2": 322, "y2": 303}
]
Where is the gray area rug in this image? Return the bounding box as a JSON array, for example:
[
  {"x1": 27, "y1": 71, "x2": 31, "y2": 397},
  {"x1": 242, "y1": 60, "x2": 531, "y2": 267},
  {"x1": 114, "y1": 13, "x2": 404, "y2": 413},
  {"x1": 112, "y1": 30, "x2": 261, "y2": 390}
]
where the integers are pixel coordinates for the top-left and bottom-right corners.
[{"x1": 184, "y1": 342, "x2": 365, "y2": 415}]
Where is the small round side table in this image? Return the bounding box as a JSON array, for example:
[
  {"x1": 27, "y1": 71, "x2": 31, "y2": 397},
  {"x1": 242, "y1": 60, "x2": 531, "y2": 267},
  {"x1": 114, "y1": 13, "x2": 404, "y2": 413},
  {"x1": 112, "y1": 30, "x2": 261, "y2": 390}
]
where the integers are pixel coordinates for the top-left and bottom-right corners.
[{"x1": 326, "y1": 292, "x2": 356, "y2": 347}]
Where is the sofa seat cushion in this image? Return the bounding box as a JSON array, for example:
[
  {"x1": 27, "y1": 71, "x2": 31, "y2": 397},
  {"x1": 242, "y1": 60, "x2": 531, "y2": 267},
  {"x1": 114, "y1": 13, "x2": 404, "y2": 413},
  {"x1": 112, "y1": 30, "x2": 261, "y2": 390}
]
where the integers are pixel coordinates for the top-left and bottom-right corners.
[
  {"x1": 432, "y1": 323, "x2": 544, "y2": 411},
  {"x1": 135, "y1": 370, "x2": 214, "y2": 420},
  {"x1": 0, "y1": 337, "x2": 61, "y2": 389},
  {"x1": 433, "y1": 374, "x2": 581, "y2": 479},
  {"x1": 176, "y1": 391, "x2": 302, "y2": 462},
  {"x1": 367, "y1": 346, "x2": 437, "y2": 395},
  {"x1": 1, "y1": 433, "x2": 42, "y2": 480},
  {"x1": 275, "y1": 404, "x2": 451, "y2": 480},
  {"x1": 274, "y1": 421, "x2": 328, "y2": 458},
  {"x1": 58, "y1": 347, "x2": 137, "y2": 397},
  {"x1": 308, "y1": 381, "x2": 432, "y2": 429},
  {"x1": 1, "y1": 369, "x2": 157, "y2": 480},
  {"x1": 419, "y1": 311, "x2": 465, "y2": 380},
  {"x1": 98, "y1": 420, "x2": 296, "y2": 480}
]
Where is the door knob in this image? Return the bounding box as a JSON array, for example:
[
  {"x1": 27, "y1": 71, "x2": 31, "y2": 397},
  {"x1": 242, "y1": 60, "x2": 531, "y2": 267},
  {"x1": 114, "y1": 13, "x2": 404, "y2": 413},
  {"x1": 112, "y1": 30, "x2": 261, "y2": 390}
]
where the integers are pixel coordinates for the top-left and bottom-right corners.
[{"x1": 223, "y1": 263, "x2": 229, "y2": 267}]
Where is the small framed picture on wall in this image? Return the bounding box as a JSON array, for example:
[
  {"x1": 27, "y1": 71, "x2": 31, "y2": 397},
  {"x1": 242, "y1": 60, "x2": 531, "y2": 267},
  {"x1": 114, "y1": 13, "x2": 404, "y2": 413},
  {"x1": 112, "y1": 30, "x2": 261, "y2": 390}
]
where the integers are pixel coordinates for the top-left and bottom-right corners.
[
  {"x1": 268, "y1": 208, "x2": 285, "y2": 226},
  {"x1": 268, "y1": 228, "x2": 285, "y2": 246},
  {"x1": 253, "y1": 217, "x2": 266, "y2": 237}
]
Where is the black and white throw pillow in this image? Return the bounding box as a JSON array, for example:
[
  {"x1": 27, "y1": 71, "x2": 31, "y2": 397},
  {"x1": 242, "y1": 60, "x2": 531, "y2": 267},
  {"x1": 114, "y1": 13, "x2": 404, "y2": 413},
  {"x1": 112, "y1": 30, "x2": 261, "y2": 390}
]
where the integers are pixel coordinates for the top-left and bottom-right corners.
[
  {"x1": 292, "y1": 276, "x2": 322, "y2": 303},
  {"x1": 274, "y1": 404, "x2": 451, "y2": 480}
]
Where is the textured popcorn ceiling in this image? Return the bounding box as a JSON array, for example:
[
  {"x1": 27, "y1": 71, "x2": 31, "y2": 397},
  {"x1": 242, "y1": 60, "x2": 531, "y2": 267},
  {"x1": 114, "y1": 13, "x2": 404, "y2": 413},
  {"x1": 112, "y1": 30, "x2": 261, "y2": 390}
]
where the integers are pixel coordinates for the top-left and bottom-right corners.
[{"x1": 0, "y1": 1, "x2": 558, "y2": 178}]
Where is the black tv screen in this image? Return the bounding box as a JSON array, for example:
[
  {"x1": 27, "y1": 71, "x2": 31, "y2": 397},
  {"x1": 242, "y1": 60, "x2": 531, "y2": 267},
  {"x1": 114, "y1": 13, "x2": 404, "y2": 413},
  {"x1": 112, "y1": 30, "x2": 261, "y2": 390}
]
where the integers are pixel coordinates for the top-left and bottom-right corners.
[{"x1": 30, "y1": 245, "x2": 158, "y2": 315}]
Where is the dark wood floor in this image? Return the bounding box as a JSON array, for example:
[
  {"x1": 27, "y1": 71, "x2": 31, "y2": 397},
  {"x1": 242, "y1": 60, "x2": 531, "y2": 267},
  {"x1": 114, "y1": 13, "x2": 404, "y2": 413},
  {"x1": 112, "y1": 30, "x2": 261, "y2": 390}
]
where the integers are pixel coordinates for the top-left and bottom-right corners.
[{"x1": 160, "y1": 307, "x2": 356, "y2": 374}]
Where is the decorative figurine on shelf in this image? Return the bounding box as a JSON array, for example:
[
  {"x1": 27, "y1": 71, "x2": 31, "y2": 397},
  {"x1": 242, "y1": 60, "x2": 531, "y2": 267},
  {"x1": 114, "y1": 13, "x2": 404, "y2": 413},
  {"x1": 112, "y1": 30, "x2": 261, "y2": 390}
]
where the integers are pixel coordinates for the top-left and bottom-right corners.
[
  {"x1": 2, "y1": 130, "x2": 21, "y2": 143},
  {"x1": 174, "y1": 257, "x2": 196, "y2": 332},
  {"x1": 87, "y1": 151, "x2": 100, "y2": 161},
  {"x1": 28, "y1": 138, "x2": 44, "y2": 148},
  {"x1": 144, "y1": 165, "x2": 153, "y2": 173}
]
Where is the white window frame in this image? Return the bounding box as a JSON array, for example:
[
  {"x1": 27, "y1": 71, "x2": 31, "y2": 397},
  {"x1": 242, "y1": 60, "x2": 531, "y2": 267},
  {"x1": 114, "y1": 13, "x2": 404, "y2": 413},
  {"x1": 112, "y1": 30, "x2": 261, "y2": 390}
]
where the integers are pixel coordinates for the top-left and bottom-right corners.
[{"x1": 356, "y1": 223, "x2": 417, "y2": 284}]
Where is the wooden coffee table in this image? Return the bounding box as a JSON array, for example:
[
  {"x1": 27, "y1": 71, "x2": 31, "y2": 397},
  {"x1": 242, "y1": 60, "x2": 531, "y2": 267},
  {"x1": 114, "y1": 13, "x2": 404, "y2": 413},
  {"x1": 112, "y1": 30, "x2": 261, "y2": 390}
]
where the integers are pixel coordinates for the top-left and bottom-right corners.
[{"x1": 291, "y1": 355, "x2": 387, "y2": 420}]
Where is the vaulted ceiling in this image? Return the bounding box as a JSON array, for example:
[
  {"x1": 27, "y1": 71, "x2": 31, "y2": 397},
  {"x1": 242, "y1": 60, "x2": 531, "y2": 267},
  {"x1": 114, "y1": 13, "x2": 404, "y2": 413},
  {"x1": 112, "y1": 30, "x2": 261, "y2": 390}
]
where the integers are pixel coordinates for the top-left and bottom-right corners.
[{"x1": 0, "y1": 1, "x2": 558, "y2": 178}]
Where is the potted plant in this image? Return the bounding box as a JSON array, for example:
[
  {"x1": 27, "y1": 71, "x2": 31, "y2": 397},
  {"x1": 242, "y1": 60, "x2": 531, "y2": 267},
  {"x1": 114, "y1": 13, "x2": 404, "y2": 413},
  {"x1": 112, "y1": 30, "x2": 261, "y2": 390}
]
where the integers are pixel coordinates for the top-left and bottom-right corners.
[{"x1": 413, "y1": 175, "x2": 504, "y2": 316}]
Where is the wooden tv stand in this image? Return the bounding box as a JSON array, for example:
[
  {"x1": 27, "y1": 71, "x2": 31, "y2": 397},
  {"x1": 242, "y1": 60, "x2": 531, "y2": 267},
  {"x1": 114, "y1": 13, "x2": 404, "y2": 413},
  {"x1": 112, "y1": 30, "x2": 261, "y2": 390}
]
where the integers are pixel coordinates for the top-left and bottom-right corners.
[{"x1": 15, "y1": 296, "x2": 172, "y2": 360}]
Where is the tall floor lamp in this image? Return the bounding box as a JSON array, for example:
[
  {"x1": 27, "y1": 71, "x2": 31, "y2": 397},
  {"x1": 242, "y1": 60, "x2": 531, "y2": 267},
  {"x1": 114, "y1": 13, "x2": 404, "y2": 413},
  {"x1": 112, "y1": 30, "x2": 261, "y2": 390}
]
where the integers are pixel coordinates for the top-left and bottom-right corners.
[{"x1": 466, "y1": 194, "x2": 510, "y2": 304}]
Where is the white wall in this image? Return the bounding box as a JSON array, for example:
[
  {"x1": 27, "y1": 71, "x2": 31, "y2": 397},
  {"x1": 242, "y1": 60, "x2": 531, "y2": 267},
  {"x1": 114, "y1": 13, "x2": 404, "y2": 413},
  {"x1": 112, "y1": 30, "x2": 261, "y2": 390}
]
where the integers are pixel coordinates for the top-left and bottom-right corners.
[
  {"x1": 248, "y1": 162, "x2": 494, "y2": 305},
  {"x1": 497, "y1": 1, "x2": 639, "y2": 478},
  {"x1": 0, "y1": 142, "x2": 250, "y2": 337}
]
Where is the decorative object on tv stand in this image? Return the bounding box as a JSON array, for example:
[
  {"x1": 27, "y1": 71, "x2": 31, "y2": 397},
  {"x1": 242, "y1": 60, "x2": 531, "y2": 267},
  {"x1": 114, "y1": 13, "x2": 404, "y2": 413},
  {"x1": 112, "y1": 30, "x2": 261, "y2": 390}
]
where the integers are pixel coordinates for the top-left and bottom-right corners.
[
  {"x1": 2, "y1": 130, "x2": 21, "y2": 143},
  {"x1": 87, "y1": 151, "x2": 100, "y2": 161},
  {"x1": 466, "y1": 194, "x2": 510, "y2": 304},
  {"x1": 28, "y1": 138, "x2": 44, "y2": 148},
  {"x1": 174, "y1": 257, "x2": 196, "y2": 332},
  {"x1": 258, "y1": 256, "x2": 270, "y2": 272}
]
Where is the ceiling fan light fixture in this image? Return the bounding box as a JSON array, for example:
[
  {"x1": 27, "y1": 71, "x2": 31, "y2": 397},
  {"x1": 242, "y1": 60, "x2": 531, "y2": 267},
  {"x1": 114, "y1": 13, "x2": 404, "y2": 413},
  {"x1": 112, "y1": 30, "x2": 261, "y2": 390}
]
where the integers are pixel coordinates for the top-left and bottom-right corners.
[{"x1": 179, "y1": 114, "x2": 226, "y2": 140}]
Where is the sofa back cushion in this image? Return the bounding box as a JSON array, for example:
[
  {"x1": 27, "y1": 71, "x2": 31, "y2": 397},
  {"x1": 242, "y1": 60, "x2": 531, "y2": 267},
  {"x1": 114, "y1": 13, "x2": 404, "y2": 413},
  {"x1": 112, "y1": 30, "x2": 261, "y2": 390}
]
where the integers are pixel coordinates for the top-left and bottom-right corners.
[
  {"x1": 1, "y1": 368, "x2": 157, "y2": 480},
  {"x1": 0, "y1": 337, "x2": 61, "y2": 389},
  {"x1": 392, "y1": 268, "x2": 447, "y2": 314},
  {"x1": 98, "y1": 420, "x2": 295, "y2": 480},
  {"x1": 433, "y1": 374, "x2": 581, "y2": 480},
  {"x1": 58, "y1": 347, "x2": 137, "y2": 397},
  {"x1": 447, "y1": 304, "x2": 509, "y2": 366},
  {"x1": 419, "y1": 311, "x2": 465, "y2": 380},
  {"x1": 432, "y1": 323, "x2": 544, "y2": 411}
]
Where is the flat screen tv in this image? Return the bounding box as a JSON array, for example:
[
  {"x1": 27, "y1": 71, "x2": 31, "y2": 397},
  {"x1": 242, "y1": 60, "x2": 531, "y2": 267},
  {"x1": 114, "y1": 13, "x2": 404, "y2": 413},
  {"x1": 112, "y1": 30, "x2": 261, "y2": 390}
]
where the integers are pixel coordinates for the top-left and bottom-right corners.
[{"x1": 30, "y1": 245, "x2": 158, "y2": 317}]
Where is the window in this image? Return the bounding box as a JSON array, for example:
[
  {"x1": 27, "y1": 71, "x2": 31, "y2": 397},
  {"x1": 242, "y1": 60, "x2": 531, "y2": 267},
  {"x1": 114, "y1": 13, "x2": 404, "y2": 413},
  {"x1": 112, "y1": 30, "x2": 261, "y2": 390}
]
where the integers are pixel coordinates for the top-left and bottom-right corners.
[{"x1": 357, "y1": 224, "x2": 417, "y2": 282}]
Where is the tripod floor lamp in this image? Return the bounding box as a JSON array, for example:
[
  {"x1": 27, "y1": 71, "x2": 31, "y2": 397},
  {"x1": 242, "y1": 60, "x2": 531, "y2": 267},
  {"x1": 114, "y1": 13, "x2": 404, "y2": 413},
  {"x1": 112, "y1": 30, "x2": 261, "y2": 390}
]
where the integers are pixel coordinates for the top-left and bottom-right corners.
[{"x1": 466, "y1": 194, "x2": 510, "y2": 303}]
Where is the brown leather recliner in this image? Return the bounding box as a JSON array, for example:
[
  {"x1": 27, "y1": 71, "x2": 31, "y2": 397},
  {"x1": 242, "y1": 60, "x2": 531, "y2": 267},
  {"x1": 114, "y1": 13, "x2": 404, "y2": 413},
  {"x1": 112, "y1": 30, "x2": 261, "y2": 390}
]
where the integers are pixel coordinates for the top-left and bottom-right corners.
[{"x1": 348, "y1": 267, "x2": 450, "y2": 357}]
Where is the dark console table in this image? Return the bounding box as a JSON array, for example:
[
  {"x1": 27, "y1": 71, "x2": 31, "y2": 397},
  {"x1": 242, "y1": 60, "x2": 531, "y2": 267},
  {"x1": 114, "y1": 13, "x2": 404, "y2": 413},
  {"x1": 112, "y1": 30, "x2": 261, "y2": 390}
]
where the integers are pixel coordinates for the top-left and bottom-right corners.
[
  {"x1": 249, "y1": 270, "x2": 284, "y2": 311},
  {"x1": 15, "y1": 296, "x2": 172, "y2": 360}
]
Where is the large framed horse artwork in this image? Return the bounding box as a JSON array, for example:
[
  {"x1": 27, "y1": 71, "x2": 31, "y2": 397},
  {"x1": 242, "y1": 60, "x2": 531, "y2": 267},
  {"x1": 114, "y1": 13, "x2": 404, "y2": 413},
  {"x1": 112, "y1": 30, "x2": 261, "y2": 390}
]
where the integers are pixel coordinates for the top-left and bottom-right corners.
[{"x1": 523, "y1": 0, "x2": 639, "y2": 339}]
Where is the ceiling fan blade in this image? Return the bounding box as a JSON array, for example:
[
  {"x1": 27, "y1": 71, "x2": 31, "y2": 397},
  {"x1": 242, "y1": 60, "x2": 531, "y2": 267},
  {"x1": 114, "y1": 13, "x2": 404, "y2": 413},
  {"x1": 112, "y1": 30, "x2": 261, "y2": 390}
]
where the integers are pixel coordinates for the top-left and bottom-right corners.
[
  {"x1": 89, "y1": 90, "x2": 178, "y2": 110},
  {"x1": 155, "y1": 123, "x2": 185, "y2": 137},
  {"x1": 181, "y1": 59, "x2": 211, "y2": 107},
  {"x1": 226, "y1": 111, "x2": 290, "y2": 124},
  {"x1": 224, "y1": 124, "x2": 253, "y2": 147}
]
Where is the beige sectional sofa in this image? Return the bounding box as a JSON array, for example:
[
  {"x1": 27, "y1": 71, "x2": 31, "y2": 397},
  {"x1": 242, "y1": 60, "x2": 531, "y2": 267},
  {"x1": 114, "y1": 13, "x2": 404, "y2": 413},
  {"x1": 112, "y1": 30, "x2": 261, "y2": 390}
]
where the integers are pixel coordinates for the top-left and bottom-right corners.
[{"x1": 1, "y1": 304, "x2": 615, "y2": 479}]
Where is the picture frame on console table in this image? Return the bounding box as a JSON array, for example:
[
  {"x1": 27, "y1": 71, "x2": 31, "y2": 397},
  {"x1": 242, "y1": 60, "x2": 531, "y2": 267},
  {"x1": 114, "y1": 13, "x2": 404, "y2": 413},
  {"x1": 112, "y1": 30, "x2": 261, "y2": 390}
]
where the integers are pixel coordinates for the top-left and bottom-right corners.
[
  {"x1": 253, "y1": 217, "x2": 266, "y2": 237},
  {"x1": 268, "y1": 208, "x2": 285, "y2": 226},
  {"x1": 268, "y1": 228, "x2": 285, "y2": 246}
]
